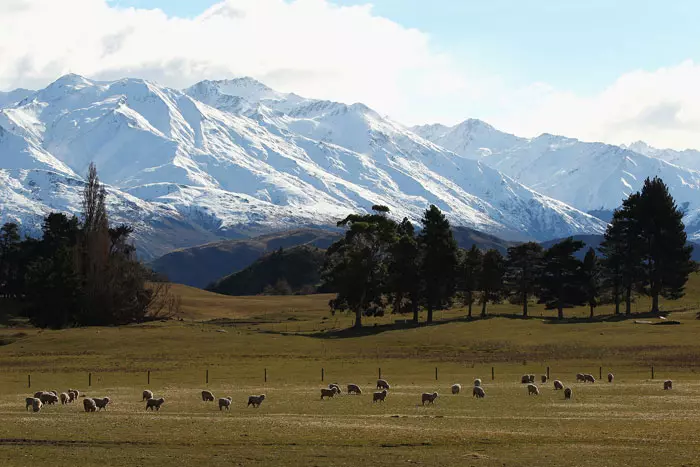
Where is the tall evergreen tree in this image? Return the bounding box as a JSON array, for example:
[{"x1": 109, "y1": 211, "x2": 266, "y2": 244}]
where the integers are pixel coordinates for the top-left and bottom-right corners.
[
  {"x1": 636, "y1": 177, "x2": 695, "y2": 313},
  {"x1": 459, "y1": 245, "x2": 483, "y2": 318},
  {"x1": 0, "y1": 223, "x2": 20, "y2": 297},
  {"x1": 387, "y1": 218, "x2": 421, "y2": 323},
  {"x1": 478, "y1": 249, "x2": 505, "y2": 317},
  {"x1": 418, "y1": 205, "x2": 459, "y2": 323},
  {"x1": 538, "y1": 238, "x2": 585, "y2": 319},
  {"x1": 504, "y1": 242, "x2": 543, "y2": 317},
  {"x1": 322, "y1": 207, "x2": 397, "y2": 328},
  {"x1": 581, "y1": 247, "x2": 601, "y2": 318}
]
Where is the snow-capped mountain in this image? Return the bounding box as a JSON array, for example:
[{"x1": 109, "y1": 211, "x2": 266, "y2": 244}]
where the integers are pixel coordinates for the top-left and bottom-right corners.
[
  {"x1": 623, "y1": 141, "x2": 700, "y2": 172},
  {"x1": 0, "y1": 74, "x2": 608, "y2": 257},
  {"x1": 0, "y1": 89, "x2": 32, "y2": 109}
]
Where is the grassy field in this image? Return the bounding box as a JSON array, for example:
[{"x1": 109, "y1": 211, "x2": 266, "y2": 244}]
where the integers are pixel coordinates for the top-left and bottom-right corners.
[{"x1": 1, "y1": 277, "x2": 700, "y2": 466}]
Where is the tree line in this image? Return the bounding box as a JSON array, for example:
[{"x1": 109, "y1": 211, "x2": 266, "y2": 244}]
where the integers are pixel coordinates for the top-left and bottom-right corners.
[
  {"x1": 0, "y1": 164, "x2": 176, "y2": 328},
  {"x1": 322, "y1": 177, "x2": 696, "y2": 328}
]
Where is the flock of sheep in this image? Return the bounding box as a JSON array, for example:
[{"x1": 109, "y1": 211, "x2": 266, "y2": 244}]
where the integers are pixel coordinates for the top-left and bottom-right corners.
[{"x1": 23, "y1": 374, "x2": 675, "y2": 413}]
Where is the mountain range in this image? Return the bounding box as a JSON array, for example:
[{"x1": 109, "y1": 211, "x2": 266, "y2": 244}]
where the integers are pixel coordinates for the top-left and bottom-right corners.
[{"x1": 1, "y1": 74, "x2": 700, "y2": 258}]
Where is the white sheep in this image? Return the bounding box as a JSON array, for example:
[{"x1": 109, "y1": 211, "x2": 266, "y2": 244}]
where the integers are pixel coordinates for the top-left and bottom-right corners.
[
  {"x1": 25, "y1": 397, "x2": 35, "y2": 411},
  {"x1": 68, "y1": 391, "x2": 78, "y2": 403},
  {"x1": 146, "y1": 397, "x2": 165, "y2": 411},
  {"x1": 451, "y1": 384, "x2": 461, "y2": 395},
  {"x1": 564, "y1": 387, "x2": 572, "y2": 399},
  {"x1": 527, "y1": 384, "x2": 539, "y2": 396},
  {"x1": 60, "y1": 393, "x2": 69, "y2": 405},
  {"x1": 664, "y1": 380, "x2": 673, "y2": 390},
  {"x1": 576, "y1": 373, "x2": 585, "y2": 382},
  {"x1": 142, "y1": 390, "x2": 153, "y2": 401},
  {"x1": 219, "y1": 397, "x2": 232, "y2": 411},
  {"x1": 473, "y1": 379, "x2": 482, "y2": 387},
  {"x1": 201, "y1": 390, "x2": 215, "y2": 402},
  {"x1": 83, "y1": 398, "x2": 97, "y2": 413},
  {"x1": 71, "y1": 389, "x2": 80, "y2": 399},
  {"x1": 608, "y1": 373, "x2": 614, "y2": 383},
  {"x1": 421, "y1": 392, "x2": 439, "y2": 405},
  {"x1": 584, "y1": 374, "x2": 596, "y2": 383},
  {"x1": 472, "y1": 386, "x2": 485, "y2": 398},
  {"x1": 376, "y1": 379, "x2": 390, "y2": 390},
  {"x1": 328, "y1": 383, "x2": 342, "y2": 394},
  {"x1": 94, "y1": 397, "x2": 111, "y2": 411},
  {"x1": 553, "y1": 380, "x2": 564, "y2": 390},
  {"x1": 372, "y1": 389, "x2": 388, "y2": 403},
  {"x1": 40, "y1": 392, "x2": 58, "y2": 405},
  {"x1": 347, "y1": 384, "x2": 362, "y2": 395},
  {"x1": 33, "y1": 391, "x2": 45, "y2": 399},
  {"x1": 31, "y1": 398, "x2": 42, "y2": 413},
  {"x1": 320, "y1": 388, "x2": 337, "y2": 399},
  {"x1": 247, "y1": 394, "x2": 266, "y2": 408},
  {"x1": 541, "y1": 375, "x2": 548, "y2": 383}
]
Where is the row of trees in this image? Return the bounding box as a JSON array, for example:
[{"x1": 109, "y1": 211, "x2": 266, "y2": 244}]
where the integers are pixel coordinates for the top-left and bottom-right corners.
[
  {"x1": 0, "y1": 164, "x2": 175, "y2": 328},
  {"x1": 322, "y1": 178, "x2": 695, "y2": 328}
]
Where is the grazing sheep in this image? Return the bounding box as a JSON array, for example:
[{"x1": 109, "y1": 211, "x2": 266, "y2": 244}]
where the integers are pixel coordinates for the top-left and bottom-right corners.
[
  {"x1": 94, "y1": 397, "x2": 111, "y2": 411},
  {"x1": 25, "y1": 397, "x2": 35, "y2": 411},
  {"x1": 201, "y1": 390, "x2": 215, "y2": 402},
  {"x1": 527, "y1": 384, "x2": 539, "y2": 396},
  {"x1": 372, "y1": 389, "x2": 388, "y2": 403},
  {"x1": 521, "y1": 375, "x2": 530, "y2": 384},
  {"x1": 472, "y1": 386, "x2": 485, "y2": 398},
  {"x1": 664, "y1": 380, "x2": 673, "y2": 390},
  {"x1": 33, "y1": 391, "x2": 45, "y2": 399},
  {"x1": 68, "y1": 390, "x2": 78, "y2": 403},
  {"x1": 553, "y1": 380, "x2": 564, "y2": 390},
  {"x1": 40, "y1": 393, "x2": 58, "y2": 405},
  {"x1": 377, "y1": 379, "x2": 390, "y2": 390},
  {"x1": 247, "y1": 394, "x2": 266, "y2": 408},
  {"x1": 576, "y1": 373, "x2": 585, "y2": 382},
  {"x1": 608, "y1": 373, "x2": 614, "y2": 383},
  {"x1": 541, "y1": 375, "x2": 548, "y2": 383},
  {"x1": 146, "y1": 397, "x2": 165, "y2": 411},
  {"x1": 320, "y1": 388, "x2": 337, "y2": 399},
  {"x1": 584, "y1": 374, "x2": 596, "y2": 383},
  {"x1": 219, "y1": 397, "x2": 232, "y2": 411},
  {"x1": 529, "y1": 374, "x2": 536, "y2": 383},
  {"x1": 564, "y1": 387, "x2": 572, "y2": 399},
  {"x1": 347, "y1": 384, "x2": 362, "y2": 395},
  {"x1": 31, "y1": 398, "x2": 42, "y2": 413},
  {"x1": 451, "y1": 384, "x2": 461, "y2": 395},
  {"x1": 421, "y1": 392, "x2": 439, "y2": 405},
  {"x1": 473, "y1": 379, "x2": 482, "y2": 387},
  {"x1": 71, "y1": 389, "x2": 80, "y2": 399},
  {"x1": 328, "y1": 383, "x2": 342, "y2": 394},
  {"x1": 142, "y1": 390, "x2": 153, "y2": 401},
  {"x1": 60, "y1": 393, "x2": 69, "y2": 405},
  {"x1": 83, "y1": 398, "x2": 97, "y2": 413}
]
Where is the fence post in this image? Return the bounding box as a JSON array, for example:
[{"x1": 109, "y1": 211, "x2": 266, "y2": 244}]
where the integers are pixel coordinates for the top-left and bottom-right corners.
[
  {"x1": 599, "y1": 366, "x2": 602, "y2": 380},
  {"x1": 378, "y1": 368, "x2": 381, "y2": 380},
  {"x1": 491, "y1": 367, "x2": 495, "y2": 380},
  {"x1": 206, "y1": 369, "x2": 209, "y2": 385},
  {"x1": 264, "y1": 368, "x2": 267, "y2": 382},
  {"x1": 88, "y1": 373, "x2": 92, "y2": 387},
  {"x1": 147, "y1": 370, "x2": 150, "y2": 385},
  {"x1": 321, "y1": 368, "x2": 324, "y2": 382},
  {"x1": 651, "y1": 366, "x2": 654, "y2": 380},
  {"x1": 28, "y1": 374, "x2": 31, "y2": 389},
  {"x1": 546, "y1": 366, "x2": 550, "y2": 380},
  {"x1": 435, "y1": 367, "x2": 438, "y2": 381}
]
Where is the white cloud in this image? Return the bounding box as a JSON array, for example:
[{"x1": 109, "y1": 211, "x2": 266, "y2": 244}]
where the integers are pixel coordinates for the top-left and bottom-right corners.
[{"x1": 1, "y1": 0, "x2": 700, "y2": 150}]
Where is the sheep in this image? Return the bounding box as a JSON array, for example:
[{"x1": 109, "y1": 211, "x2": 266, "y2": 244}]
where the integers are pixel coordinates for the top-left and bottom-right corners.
[
  {"x1": 372, "y1": 389, "x2": 388, "y2": 403},
  {"x1": 376, "y1": 379, "x2": 390, "y2": 390},
  {"x1": 584, "y1": 374, "x2": 596, "y2": 384},
  {"x1": 40, "y1": 392, "x2": 58, "y2": 405},
  {"x1": 33, "y1": 391, "x2": 45, "y2": 399},
  {"x1": 564, "y1": 387, "x2": 572, "y2": 399},
  {"x1": 541, "y1": 375, "x2": 548, "y2": 383},
  {"x1": 473, "y1": 379, "x2": 482, "y2": 387},
  {"x1": 247, "y1": 394, "x2": 265, "y2": 408},
  {"x1": 94, "y1": 397, "x2": 111, "y2": 411},
  {"x1": 25, "y1": 397, "x2": 35, "y2": 411},
  {"x1": 529, "y1": 374, "x2": 536, "y2": 383},
  {"x1": 421, "y1": 392, "x2": 439, "y2": 405},
  {"x1": 328, "y1": 383, "x2": 342, "y2": 394},
  {"x1": 219, "y1": 397, "x2": 232, "y2": 411},
  {"x1": 527, "y1": 384, "x2": 539, "y2": 396},
  {"x1": 31, "y1": 398, "x2": 42, "y2": 413},
  {"x1": 142, "y1": 390, "x2": 153, "y2": 401},
  {"x1": 146, "y1": 397, "x2": 165, "y2": 411},
  {"x1": 60, "y1": 393, "x2": 69, "y2": 405},
  {"x1": 472, "y1": 386, "x2": 485, "y2": 398},
  {"x1": 320, "y1": 388, "x2": 337, "y2": 399},
  {"x1": 553, "y1": 380, "x2": 564, "y2": 390},
  {"x1": 201, "y1": 390, "x2": 215, "y2": 402},
  {"x1": 68, "y1": 390, "x2": 78, "y2": 403},
  {"x1": 576, "y1": 373, "x2": 586, "y2": 382},
  {"x1": 451, "y1": 384, "x2": 461, "y2": 395},
  {"x1": 521, "y1": 375, "x2": 530, "y2": 384},
  {"x1": 83, "y1": 398, "x2": 97, "y2": 413},
  {"x1": 347, "y1": 384, "x2": 362, "y2": 395},
  {"x1": 71, "y1": 389, "x2": 80, "y2": 399},
  {"x1": 664, "y1": 380, "x2": 673, "y2": 390},
  {"x1": 608, "y1": 373, "x2": 614, "y2": 383}
]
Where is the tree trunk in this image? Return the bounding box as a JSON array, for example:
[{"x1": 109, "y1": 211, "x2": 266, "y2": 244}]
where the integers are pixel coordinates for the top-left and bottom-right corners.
[
  {"x1": 467, "y1": 292, "x2": 472, "y2": 318},
  {"x1": 589, "y1": 304, "x2": 594, "y2": 319},
  {"x1": 614, "y1": 285, "x2": 620, "y2": 315},
  {"x1": 522, "y1": 291, "x2": 528, "y2": 317},
  {"x1": 557, "y1": 297, "x2": 563, "y2": 320},
  {"x1": 412, "y1": 302, "x2": 419, "y2": 324},
  {"x1": 427, "y1": 306, "x2": 433, "y2": 324},
  {"x1": 354, "y1": 308, "x2": 362, "y2": 328},
  {"x1": 481, "y1": 297, "x2": 487, "y2": 317},
  {"x1": 625, "y1": 285, "x2": 632, "y2": 315},
  {"x1": 651, "y1": 293, "x2": 660, "y2": 314}
]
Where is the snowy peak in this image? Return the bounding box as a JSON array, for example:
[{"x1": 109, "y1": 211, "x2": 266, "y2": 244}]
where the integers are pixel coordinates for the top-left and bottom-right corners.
[
  {"x1": 185, "y1": 77, "x2": 288, "y2": 106},
  {"x1": 0, "y1": 88, "x2": 33, "y2": 109}
]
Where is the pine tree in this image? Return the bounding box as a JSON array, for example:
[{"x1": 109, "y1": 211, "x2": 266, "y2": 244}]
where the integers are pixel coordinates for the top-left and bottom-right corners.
[
  {"x1": 538, "y1": 238, "x2": 585, "y2": 319},
  {"x1": 418, "y1": 205, "x2": 459, "y2": 323},
  {"x1": 478, "y1": 249, "x2": 505, "y2": 317},
  {"x1": 459, "y1": 245, "x2": 482, "y2": 318},
  {"x1": 636, "y1": 177, "x2": 695, "y2": 313},
  {"x1": 0, "y1": 223, "x2": 20, "y2": 297},
  {"x1": 504, "y1": 242, "x2": 543, "y2": 317},
  {"x1": 387, "y1": 218, "x2": 421, "y2": 323},
  {"x1": 581, "y1": 247, "x2": 600, "y2": 318}
]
